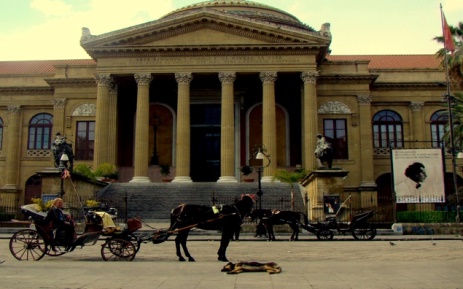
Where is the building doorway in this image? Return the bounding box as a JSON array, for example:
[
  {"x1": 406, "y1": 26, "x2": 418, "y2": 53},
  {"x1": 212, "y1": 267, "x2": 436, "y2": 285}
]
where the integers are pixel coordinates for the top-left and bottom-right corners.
[{"x1": 190, "y1": 104, "x2": 221, "y2": 182}]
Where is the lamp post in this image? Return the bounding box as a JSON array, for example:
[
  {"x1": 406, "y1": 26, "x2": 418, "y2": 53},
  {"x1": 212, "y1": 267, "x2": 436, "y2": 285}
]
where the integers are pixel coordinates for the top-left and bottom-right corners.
[
  {"x1": 58, "y1": 153, "x2": 69, "y2": 198},
  {"x1": 444, "y1": 94, "x2": 461, "y2": 222},
  {"x1": 250, "y1": 144, "x2": 271, "y2": 211},
  {"x1": 150, "y1": 115, "x2": 162, "y2": 166}
]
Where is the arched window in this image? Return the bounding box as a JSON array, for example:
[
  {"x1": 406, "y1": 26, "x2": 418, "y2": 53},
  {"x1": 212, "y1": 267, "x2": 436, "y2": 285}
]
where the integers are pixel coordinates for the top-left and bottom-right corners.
[
  {"x1": 373, "y1": 110, "x2": 403, "y2": 148},
  {"x1": 0, "y1": 117, "x2": 3, "y2": 150},
  {"x1": 28, "y1": 113, "x2": 53, "y2": 149},
  {"x1": 430, "y1": 110, "x2": 447, "y2": 148}
]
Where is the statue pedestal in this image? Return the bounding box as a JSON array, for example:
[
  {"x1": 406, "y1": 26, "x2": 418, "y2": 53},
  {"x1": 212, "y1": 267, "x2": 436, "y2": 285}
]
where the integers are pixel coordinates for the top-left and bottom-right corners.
[{"x1": 301, "y1": 168, "x2": 349, "y2": 221}]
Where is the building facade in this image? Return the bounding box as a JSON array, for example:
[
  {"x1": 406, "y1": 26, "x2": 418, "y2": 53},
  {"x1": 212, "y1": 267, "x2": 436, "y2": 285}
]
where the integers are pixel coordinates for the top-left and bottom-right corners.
[{"x1": 0, "y1": 1, "x2": 456, "y2": 219}]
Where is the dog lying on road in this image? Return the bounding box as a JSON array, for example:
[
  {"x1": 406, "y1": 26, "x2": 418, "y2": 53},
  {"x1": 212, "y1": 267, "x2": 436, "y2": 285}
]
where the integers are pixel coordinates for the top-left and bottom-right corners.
[{"x1": 221, "y1": 261, "x2": 282, "y2": 274}]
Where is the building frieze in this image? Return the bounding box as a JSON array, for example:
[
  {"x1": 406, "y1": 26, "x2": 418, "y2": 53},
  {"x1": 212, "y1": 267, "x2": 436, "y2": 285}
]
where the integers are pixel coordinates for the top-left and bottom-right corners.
[
  {"x1": 0, "y1": 87, "x2": 53, "y2": 94},
  {"x1": 45, "y1": 78, "x2": 96, "y2": 87},
  {"x1": 87, "y1": 44, "x2": 320, "y2": 59}
]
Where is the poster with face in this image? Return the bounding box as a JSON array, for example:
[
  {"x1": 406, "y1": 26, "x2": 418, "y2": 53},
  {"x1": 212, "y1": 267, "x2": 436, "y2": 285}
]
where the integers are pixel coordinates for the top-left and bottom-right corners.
[{"x1": 392, "y1": 148, "x2": 445, "y2": 203}]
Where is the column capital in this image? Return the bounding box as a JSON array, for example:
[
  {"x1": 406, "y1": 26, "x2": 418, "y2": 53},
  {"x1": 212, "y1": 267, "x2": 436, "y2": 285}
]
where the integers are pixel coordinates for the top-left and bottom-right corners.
[
  {"x1": 94, "y1": 74, "x2": 113, "y2": 86},
  {"x1": 301, "y1": 71, "x2": 319, "y2": 84},
  {"x1": 218, "y1": 72, "x2": 236, "y2": 84},
  {"x1": 7, "y1": 105, "x2": 21, "y2": 114},
  {"x1": 259, "y1": 72, "x2": 277, "y2": 84},
  {"x1": 357, "y1": 95, "x2": 372, "y2": 105},
  {"x1": 134, "y1": 73, "x2": 153, "y2": 85},
  {"x1": 409, "y1": 101, "x2": 424, "y2": 111},
  {"x1": 109, "y1": 83, "x2": 118, "y2": 94},
  {"x1": 175, "y1": 72, "x2": 193, "y2": 84},
  {"x1": 52, "y1": 98, "x2": 67, "y2": 108}
]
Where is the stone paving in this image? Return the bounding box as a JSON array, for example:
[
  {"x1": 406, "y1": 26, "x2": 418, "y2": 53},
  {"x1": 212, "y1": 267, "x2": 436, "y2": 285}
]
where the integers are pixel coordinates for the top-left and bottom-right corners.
[{"x1": 1, "y1": 231, "x2": 462, "y2": 289}]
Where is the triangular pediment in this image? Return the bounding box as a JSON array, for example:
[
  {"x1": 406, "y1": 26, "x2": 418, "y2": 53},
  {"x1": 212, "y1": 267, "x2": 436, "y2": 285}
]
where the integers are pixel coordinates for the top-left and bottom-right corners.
[
  {"x1": 144, "y1": 28, "x2": 268, "y2": 46},
  {"x1": 81, "y1": 9, "x2": 330, "y2": 57}
]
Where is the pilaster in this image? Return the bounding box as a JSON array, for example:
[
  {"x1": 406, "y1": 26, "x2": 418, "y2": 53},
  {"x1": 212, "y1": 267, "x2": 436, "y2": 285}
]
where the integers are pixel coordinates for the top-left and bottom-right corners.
[
  {"x1": 357, "y1": 95, "x2": 376, "y2": 187},
  {"x1": 410, "y1": 101, "x2": 425, "y2": 145},
  {"x1": 51, "y1": 98, "x2": 67, "y2": 137},
  {"x1": 2, "y1": 105, "x2": 21, "y2": 191}
]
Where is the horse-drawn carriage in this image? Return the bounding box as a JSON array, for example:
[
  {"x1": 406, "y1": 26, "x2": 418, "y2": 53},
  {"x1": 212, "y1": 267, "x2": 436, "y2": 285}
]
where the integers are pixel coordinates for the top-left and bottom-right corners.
[{"x1": 9, "y1": 205, "x2": 143, "y2": 261}]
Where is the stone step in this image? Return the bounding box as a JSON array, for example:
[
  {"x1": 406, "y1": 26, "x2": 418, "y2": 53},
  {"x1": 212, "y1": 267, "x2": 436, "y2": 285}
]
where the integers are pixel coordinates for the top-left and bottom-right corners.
[{"x1": 97, "y1": 182, "x2": 305, "y2": 220}]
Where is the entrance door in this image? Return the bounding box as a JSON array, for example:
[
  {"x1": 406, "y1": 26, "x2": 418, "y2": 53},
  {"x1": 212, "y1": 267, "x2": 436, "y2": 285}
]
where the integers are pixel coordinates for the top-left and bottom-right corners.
[{"x1": 190, "y1": 104, "x2": 221, "y2": 182}]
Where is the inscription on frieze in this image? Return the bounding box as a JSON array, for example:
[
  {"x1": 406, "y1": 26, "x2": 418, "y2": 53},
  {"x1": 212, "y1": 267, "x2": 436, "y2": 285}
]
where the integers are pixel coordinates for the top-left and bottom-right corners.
[{"x1": 127, "y1": 55, "x2": 302, "y2": 66}]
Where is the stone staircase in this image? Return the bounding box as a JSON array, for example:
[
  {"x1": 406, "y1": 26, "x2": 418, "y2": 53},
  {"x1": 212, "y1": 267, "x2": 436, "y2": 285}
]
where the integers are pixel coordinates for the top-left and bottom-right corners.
[{"x1": 97, "y1": 182, "x2": 305, "y2": 220}]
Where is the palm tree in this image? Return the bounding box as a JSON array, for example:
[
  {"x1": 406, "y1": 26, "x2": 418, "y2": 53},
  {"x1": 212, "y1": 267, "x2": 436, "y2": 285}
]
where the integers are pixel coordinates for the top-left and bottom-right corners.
[
  {"x1": 273, "y1": 168, "x2": 309, "y2": 211},
  {"x1": 433, "y1": 21, "x2": 463, "y2": 90}
]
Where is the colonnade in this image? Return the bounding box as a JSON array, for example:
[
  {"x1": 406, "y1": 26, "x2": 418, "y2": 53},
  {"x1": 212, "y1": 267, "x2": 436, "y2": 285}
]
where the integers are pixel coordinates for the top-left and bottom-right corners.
[{"x1": 92, "y1": 71, "x2": 320, "y2": 183}]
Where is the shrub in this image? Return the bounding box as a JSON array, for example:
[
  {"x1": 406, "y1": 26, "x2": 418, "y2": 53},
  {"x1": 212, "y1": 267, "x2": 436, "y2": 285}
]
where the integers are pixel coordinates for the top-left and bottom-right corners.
[{"x1": 396, "y1": 211, "x2": 459, "y2": 223}]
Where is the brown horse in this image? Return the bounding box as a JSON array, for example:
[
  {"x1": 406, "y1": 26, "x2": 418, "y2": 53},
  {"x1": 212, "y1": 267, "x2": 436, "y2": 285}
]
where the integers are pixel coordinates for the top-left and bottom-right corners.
[
  {"x1": 249, "y1": 209, "x2": 309, "y2": 241},
  {"x1": 169, "y1": 195, "x2": 254, "y2": 262}
]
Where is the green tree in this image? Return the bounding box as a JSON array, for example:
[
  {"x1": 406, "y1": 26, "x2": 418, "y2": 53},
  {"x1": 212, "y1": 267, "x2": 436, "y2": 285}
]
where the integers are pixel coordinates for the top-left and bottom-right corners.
[
  {"x1": 273, "y1": 168, "x2": 309, "y2": 210},
  {"x1": 434, "y1": 21, "x2": 463, "y2": 90}
]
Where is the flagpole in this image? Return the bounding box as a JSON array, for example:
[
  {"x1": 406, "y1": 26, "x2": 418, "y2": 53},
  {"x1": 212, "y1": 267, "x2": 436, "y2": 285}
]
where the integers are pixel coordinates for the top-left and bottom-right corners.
[{"x1": 441, "y1": 3, "x2": 460, "y2": 222}]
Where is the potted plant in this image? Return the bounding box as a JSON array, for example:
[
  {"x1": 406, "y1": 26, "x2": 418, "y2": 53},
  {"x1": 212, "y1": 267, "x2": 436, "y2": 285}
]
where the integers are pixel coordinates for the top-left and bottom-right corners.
[
  {"x1": 159, "y1": 164, "x2": 172, "y2": 182},
  {"x1": 240, "y1": 165, "x2": 254, "y2": 182},
  {"x1": 94, "y1": 163, "x2": 118, "y2": 182}
]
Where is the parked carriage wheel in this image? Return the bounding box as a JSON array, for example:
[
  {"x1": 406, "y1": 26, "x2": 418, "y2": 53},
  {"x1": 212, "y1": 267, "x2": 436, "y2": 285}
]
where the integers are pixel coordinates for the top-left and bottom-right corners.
[
  {"x1": 9, "y1": 229, "x2": 46, "y2": 261},
  {"x1": 126, "y1": 234, "x2": 142, "y2": 253},
  {"x1": 101, "y1": 239, "x2": 136, "y2": 261},
  {"x1": 352, "y1": 224, "x2": 377, "y2": 240},
  {"x1": 316, "y1": 229, "x2": 334, "y2": 240}
]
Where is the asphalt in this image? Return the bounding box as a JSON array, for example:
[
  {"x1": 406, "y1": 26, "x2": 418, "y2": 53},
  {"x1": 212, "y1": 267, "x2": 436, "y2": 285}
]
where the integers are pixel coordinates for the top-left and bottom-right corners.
[{"x1": 1, "y1": 223, "x2": 463, "y2": 289}]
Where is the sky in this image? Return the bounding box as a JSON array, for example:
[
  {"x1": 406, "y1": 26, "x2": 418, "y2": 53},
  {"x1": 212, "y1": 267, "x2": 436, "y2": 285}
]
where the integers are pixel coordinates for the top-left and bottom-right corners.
[{"x1": 0, "y1": 0, "x2": 462, "y2": 61}]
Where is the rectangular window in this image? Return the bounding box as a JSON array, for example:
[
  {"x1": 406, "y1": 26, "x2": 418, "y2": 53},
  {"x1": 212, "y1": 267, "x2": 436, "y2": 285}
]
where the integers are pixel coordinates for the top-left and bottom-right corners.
[
  {"x1": 75, "y1": 121, "x2": 95, "y2": 160},
  {"x1": 323, "y1": 119, "x2": 348, "y2": 159}
]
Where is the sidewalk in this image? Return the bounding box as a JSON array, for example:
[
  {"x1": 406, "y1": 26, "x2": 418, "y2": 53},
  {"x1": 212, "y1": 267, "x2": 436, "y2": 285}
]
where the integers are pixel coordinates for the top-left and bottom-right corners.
[{"x1": 1, "y1": 236, "x2": 462, "y2": 289}]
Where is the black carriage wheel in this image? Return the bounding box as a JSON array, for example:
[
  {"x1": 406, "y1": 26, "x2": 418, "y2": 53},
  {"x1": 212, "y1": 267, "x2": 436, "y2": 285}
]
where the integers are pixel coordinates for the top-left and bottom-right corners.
[
  {"x1": 124, "y1": 234, "x2": 142, "y2": 253},
  {"x1": 101, "y1": 239, "x2": 136, "y2": 261},
  {"x1": 9, "y1": 229, "x2": 46, "y2": 261},
  {"x1": 352, "y1": 224, "x2": 377, "y2": 240},
  {"x1": 316, "y1": 229, "x2": 334, "y2": 240}
]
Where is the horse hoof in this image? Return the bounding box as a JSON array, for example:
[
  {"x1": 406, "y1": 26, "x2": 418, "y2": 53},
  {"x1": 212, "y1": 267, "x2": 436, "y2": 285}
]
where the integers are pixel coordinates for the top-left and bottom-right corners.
[
  {"x1": 218, "y1": 256, "x2": 228, "y2": 262},
  {"x1": 179, "y1": 257, "x2": 186, "y2": 262},
  {"x1": 188, "y1": 257, "x2": 195, "y2": 262}
]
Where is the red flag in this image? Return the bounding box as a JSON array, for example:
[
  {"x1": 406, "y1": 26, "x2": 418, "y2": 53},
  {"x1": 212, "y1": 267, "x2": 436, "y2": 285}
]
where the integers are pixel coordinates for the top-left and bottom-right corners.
[{"x1": 442, "y1": 13, "x2": 455, "y2": 52}]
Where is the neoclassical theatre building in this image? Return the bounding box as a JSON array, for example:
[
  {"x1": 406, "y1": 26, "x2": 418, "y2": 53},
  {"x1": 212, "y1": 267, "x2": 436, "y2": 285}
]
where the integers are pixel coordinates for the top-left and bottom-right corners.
[{"x1": 0, "y1": 1, "x2": 454, "y2": 215}]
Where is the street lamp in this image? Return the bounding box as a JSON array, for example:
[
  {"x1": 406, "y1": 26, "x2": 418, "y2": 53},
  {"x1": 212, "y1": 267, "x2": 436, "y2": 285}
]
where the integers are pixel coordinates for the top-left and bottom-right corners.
[
  {"x1": 58, "y1": 153, "x2": 69, "y2": 198},
  {"x1": 150, "y1": 115, "x2": 162, "y2": 166},
  {"x1": 444, "y1": 94, "x2": 461, "y2": 222},
  {"x1": 250, "y1": 145, "x2": 271, "y2": 211}
]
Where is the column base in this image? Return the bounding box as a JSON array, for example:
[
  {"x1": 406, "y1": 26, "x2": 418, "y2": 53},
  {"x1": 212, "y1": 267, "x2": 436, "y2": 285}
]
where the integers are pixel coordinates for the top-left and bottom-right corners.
[
  {"x1": 217, "y1": 176, "x2": 238, "y2": 183},
  {"x1": 261, "y1": 176, "x2": 278, "y2": 183},
  {"x1": 172, "y1": 176, "x2": 193, "y2": 183},
  {"x1": 129, "y1": 176, "x2": 151, "y2": 183}
]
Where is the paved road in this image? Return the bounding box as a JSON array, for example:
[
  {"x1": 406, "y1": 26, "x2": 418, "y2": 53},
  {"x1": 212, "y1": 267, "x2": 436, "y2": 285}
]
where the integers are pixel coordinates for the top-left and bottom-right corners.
[{"x1": 1, "y1": 232, "x2": 462, "y2": 289}]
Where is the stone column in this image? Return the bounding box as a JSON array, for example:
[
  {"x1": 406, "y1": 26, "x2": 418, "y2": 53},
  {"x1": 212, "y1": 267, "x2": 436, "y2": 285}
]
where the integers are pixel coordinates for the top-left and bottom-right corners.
[
  {"x1": 172, "y1": 73, "x2": 193, "y2": 183},
  {"x1": 259, "y1": 72, "x2": 277, "y2": 182},
  {"x1": 107, "y1": 83, "x2": 118, "y2": 165},
  {"x1": 51, "y1": 98, "x2": 67, "y2": 137},
  {"x1": 130, "y1": 73, "x2": 152, "y2": 183},
  {"x1": 357, "y1": 95, "x2": 376, "y2": 187},
  {"x1": 94, "y1": 74, "x2": 112, "y2": 168},
  {"x1": 218, "y1": 72, "x2": 238, "y2": 182},
  {"x1": 301, "y1": 71, "x2": 319, "y2": 171},
  {"x1": 410, "y1": 101, "x2": 425, "y2": 145},
  {"x1": 2, "y1": 105, "x2": 21, "y2": 190}
]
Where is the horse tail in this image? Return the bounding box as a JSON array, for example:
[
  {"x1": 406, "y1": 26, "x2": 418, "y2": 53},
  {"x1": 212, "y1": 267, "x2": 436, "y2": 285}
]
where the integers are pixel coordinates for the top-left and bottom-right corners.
[{"x1": 300, "y1": 212, "x2": 309, "y2": 226}]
